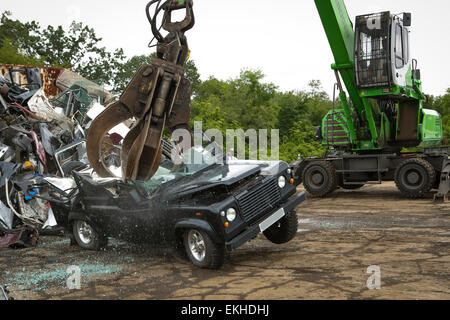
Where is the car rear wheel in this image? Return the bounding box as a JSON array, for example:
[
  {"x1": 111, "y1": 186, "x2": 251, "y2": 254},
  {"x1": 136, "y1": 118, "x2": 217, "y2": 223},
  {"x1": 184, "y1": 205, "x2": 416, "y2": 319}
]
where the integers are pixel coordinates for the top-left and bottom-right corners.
[
  {"x1": 263, "y1": 210, "x2": 298, "y2": 244},
  {"x1": 72, "y1": 220, "x2": 107, "y2": 251},
  {"x1": 183, "y1": 229, "x2": 225, "y2": 269}
]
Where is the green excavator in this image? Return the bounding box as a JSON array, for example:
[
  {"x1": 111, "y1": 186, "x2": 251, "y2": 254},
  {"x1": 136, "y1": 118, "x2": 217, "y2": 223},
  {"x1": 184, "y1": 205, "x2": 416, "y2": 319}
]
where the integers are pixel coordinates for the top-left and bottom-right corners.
[{"x1": 292, "y1": 0, "x2": 449, "y2": 200}]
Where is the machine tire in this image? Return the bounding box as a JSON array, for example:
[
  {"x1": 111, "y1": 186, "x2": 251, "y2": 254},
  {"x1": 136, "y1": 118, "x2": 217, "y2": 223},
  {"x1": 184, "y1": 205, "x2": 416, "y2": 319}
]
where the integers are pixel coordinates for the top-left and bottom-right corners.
[
  {"x1": 72, "y1": 220, "x2": 107, "y2": 251},
  {"x1": 302, "y1": 161, "x2": 338, "y2": 197},
  {"x1": 263, "y1": 210, "x2": 298, "y2": 244},
  {"x1": 183, "y1": 229, "x2": 225, "y2": 269},
  {"x1": 395, "y1": 158, "x2": 436, "y2": 199}
]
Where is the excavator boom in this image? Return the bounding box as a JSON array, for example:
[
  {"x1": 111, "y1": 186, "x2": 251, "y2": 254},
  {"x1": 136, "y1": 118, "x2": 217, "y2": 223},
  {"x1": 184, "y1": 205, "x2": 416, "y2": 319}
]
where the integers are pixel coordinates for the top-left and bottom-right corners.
[{"x1": 314, "y1": 0, "x2": 378, "y2": 149}]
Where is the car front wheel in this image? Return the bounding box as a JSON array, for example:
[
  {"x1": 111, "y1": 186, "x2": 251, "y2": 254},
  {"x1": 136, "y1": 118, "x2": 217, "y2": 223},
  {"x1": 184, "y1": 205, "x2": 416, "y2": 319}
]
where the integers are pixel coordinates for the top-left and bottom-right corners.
[
  {"x1": 183, "y1": 229, "x2": 225, "y2": 269},
  {"x1": 263, "y1": 210, "x2": 298, "y2": 244},
  {"x1": 72, "y1": 220, "x2": 107, "y2": 251}
]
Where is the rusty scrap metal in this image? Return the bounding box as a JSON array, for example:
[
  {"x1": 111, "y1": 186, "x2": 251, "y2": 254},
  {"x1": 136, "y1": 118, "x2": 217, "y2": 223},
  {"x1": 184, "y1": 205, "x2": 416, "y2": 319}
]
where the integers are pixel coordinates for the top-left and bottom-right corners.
[
  {"x1": 0, "y1": 225, "x2": 39, "y2": 248},
  {"x1": 56, "y1": 70, "x2": 116, "y2": 106},
  {"x1": 0, "y1": 64, "x2": 66, "y2": 98},
  {"x1": 87, "y1": 0, "x2": 195, "y2": 181}
]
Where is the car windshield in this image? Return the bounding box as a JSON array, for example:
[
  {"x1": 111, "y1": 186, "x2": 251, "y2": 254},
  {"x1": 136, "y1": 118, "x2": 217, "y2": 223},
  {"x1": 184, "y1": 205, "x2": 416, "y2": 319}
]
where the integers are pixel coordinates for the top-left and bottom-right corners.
[{"x1": 134, "y1": 146, "x2": 219, "y2": 196}]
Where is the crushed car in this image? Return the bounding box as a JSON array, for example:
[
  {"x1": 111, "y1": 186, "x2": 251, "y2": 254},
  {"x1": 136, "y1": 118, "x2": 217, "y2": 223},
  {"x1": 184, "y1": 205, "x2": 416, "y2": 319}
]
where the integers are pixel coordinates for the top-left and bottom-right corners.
[{"x1": 46, "y1": 140, "x2": 306, "y2": 269}]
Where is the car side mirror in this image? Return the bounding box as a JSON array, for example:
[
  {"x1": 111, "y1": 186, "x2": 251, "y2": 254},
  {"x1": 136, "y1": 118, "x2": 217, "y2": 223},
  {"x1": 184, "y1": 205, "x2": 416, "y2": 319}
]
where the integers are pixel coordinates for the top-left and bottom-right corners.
[
  {"x1": 403, "y1": 13, "x2": 412, "y2": 27},
  {"x1": 414, "y1": 69, "x2": 421, "y2": 80}
]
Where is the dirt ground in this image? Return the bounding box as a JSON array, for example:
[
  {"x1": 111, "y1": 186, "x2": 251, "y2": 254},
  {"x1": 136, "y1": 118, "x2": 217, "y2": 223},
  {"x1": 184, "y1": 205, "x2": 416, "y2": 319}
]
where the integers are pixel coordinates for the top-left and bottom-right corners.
[{"x1": 1, "y1": 182, "x2": 449, "y2": 300}]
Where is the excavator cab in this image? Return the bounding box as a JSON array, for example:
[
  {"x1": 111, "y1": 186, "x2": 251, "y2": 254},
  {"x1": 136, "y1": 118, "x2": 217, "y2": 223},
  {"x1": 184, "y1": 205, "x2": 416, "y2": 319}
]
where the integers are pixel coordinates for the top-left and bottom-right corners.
[
  {"x1": 355, "y1": 12, "x2": 391, "y2": 89},
  {"x1": 355, "y1": 12, "x2": 412, "y2": 90},
  {"x1": 354, "y1": 11, "x2": 428, "y2": 147}
]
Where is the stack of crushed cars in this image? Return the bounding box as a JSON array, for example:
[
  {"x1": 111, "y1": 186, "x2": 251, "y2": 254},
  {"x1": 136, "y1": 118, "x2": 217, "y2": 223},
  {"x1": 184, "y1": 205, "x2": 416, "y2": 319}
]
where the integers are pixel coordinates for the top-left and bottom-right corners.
[{"x1": 0, "y1": 64, "x2": 121, "y2": 249}]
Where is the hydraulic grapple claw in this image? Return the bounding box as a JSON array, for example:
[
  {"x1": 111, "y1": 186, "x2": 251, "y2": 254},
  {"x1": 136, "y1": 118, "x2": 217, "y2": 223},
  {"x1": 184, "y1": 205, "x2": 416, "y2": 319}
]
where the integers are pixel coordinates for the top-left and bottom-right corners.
[
  {"x1": 86, "y1": 1, "x2": 194, "y2": 182},
  {"x1": 86, "y1": 101, "x2": 133, "y2": 178}
]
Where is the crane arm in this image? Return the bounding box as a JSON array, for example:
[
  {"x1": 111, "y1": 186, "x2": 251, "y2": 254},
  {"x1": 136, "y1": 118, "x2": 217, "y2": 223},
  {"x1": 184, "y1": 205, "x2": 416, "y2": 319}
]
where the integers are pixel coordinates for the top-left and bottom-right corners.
[{"x1": 314, "y1": 0, "x2": 379, "y2": 148}]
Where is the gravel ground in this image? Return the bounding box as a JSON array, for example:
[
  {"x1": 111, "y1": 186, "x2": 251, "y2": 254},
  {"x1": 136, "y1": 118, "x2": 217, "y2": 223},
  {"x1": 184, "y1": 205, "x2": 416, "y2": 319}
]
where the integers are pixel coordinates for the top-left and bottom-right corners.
[{"x1": 1, "y1": 182, "x2": 449, "y2": 300}]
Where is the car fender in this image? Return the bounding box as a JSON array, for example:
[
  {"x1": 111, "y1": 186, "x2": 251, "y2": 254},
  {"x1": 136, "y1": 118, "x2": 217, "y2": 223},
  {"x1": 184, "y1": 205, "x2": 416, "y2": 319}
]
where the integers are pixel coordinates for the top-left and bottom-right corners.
[
  {"x1": 68, "y1": 211, "x2": 94, "y2": 226},
  {"x1": 68, "y1": 211, "x2": 107, "y2": 236},
  {"x1": 175, "y1": 219, "x2": 223, "y2": 244},
  {"x1": 290, "y1": 158, "x2": 307, "y2": 186}
]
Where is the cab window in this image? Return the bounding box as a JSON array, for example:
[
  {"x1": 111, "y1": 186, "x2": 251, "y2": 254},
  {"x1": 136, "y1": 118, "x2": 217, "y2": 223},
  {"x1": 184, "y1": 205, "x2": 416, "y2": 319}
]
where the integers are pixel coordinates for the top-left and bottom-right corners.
[
  {"x1": 395, "y1": 24, "x2": 404, "y2": 68},
  {"x1": 402, "y1": 27, "x2": 409, "y2": 63}
]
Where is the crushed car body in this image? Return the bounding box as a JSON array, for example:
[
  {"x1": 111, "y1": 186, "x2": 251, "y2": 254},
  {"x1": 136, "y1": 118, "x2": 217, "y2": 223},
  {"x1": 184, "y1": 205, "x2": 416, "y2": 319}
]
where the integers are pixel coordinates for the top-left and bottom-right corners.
[{"x1": 47, "y1": 142, "x2": 306, "y2": 269}]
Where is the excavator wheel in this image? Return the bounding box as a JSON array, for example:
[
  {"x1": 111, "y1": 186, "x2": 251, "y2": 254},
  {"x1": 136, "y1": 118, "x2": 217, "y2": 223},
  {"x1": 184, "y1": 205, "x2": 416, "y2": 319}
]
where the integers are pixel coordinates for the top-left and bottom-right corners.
[
  {"x1": 395, "y1": 158, "x2": 436, "y2": 199},
  {"x1": 302, "y1": 161, "x2": 338, "y2": 197}
]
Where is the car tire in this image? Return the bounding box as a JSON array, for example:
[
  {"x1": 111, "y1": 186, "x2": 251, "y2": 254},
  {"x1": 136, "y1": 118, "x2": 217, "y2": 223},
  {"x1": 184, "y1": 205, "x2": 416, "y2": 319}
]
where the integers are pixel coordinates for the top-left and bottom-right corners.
[
  {"x1": 263, "y1": 210, "x2": 298, "y2": 244},
  {"x1": 302, "y1": 161, "x2": 338, "y2": 197},
  {"x1": 72, "y1": 220, "x2": 107, "y2": 251},
  {"x1": 395, "y1": 158, "x2": 436, "y2": 199},
  {"x1": 183, "y1": 229, "x2": 225, "y2": 269}
]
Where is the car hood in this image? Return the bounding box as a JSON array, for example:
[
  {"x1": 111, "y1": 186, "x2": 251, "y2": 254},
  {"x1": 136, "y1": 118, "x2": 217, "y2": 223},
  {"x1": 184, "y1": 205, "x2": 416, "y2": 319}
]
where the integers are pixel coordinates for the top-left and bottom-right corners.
[{"x1": 158, "y1": 160, "x2": 288, "y2": 199}]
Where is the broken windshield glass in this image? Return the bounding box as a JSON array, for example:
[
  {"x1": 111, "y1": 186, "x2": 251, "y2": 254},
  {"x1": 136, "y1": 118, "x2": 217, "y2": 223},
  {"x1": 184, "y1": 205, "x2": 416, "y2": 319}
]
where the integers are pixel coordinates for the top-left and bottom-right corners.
[{"x1": 134, "y1": 146, "x2": 220, "y2": 196}]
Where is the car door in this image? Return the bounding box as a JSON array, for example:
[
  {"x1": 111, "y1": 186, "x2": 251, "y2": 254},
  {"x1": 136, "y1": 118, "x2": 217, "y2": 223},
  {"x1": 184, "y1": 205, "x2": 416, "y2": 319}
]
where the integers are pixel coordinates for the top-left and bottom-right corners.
[{"x1": 104, "y1": 182, "x2": 168, "y2": 244}]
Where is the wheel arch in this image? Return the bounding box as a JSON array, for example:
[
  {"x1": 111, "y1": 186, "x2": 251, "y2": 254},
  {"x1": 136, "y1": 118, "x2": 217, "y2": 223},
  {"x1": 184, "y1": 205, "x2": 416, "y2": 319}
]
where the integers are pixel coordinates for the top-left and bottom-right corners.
[
  {"x1": 68, "y1": 212, "x2": 103, "y2": 234},
  {"x1": 174, "y1": 219, "x2": 223, "y2": 245}
]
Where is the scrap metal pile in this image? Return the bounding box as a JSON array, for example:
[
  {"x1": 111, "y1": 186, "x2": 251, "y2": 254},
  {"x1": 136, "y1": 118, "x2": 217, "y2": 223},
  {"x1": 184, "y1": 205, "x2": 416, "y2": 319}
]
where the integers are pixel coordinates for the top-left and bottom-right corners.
[
  {"x1": 1, "y1": 0, "x2": 196, "y2": 250},
  {"x1": 0, "y1": 65, "x2": 125, "y2": 248}
]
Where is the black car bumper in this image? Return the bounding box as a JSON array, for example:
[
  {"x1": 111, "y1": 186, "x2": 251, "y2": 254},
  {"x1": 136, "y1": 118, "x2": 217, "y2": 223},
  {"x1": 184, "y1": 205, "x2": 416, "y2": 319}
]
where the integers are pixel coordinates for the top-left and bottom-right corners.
[{"x1": 226, "y1": 192, "x2": 307, "y2": 251}]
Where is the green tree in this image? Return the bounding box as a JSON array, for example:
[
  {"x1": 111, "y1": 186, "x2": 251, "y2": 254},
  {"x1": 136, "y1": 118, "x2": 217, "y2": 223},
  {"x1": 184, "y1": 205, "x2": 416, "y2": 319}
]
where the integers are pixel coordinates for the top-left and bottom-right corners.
[
  {"x1": 112, "y1": 54, "x2": 152, "y2": 93},
  {"x1": 0, "y1": 11, "x2": 41, "y2": 58},
  {"x1": 305, "y1": 79, "x2": 332, "y2": 126},
  {"x1": 279, "y1": 120, "x2": 323, "y2": 162},
  {"x1": 0, "y1": 11, "x2": 125, "y2": 87},
  {"x1": 0, "y1": 38, "x2": 43, "y2": 65},
  {"x1": 428, "y1": 89, "x2": 450, "y2": 144},
  {"x1": 275, "y1": 90, "x2": 310, "y2": 138},
  {"x1": 185, "y1": 60, "x2": 201, "y2": 95},
  {"x1": 194, "y1": 69, "x2": 279, "y2": 130}
]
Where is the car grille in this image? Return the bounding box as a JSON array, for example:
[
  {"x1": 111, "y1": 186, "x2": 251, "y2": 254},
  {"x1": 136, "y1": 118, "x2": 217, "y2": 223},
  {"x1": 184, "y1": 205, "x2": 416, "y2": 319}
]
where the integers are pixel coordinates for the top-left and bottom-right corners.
[{"x1": 236, "y1": 178, "x2": 281, "y2": 224}]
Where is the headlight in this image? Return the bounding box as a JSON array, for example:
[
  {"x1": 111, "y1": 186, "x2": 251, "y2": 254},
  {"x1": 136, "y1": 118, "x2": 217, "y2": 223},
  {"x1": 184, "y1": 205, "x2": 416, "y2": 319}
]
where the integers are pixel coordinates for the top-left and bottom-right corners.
[
  {"x1": 278, "y1": 176, "x2": 286, "y2": 188},
  {"x1": 226, "y1": 208, "x2": 237, "y2": 222}
]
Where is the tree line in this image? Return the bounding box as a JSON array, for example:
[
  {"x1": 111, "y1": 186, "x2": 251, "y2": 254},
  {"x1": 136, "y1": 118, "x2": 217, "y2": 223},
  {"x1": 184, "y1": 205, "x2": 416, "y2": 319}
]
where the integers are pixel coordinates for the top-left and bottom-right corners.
[{"x1": 1, "y1": 12, "x2": 448, "y2": 162}]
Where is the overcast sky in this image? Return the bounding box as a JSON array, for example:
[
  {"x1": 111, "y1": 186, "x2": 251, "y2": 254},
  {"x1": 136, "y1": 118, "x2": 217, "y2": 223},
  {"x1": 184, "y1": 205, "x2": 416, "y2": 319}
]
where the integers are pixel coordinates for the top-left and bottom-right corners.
[{"x1": 4, "y1": 0, "x2": 450, "y2": 97}]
